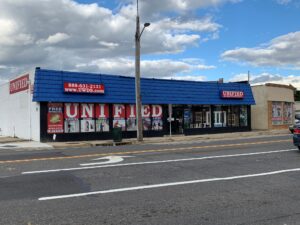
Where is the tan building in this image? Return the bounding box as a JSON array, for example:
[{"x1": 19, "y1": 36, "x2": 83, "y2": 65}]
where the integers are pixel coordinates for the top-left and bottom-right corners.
[{"x1": 251, "y1": 83, "x2": 296, "y2": 130}]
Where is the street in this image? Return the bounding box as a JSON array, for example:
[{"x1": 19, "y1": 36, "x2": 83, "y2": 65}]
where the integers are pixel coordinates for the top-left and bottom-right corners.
[{"x1": 0, "y1": 134, "x2": 300, "y2": 225}]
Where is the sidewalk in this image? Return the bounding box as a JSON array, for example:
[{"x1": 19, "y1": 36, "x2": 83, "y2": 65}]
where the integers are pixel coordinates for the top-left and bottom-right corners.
[
  {"x1": 49, "y1": 129, "x2": 291, "y2": 149},
  {"x1": 0, "y1": 129, "x2": 291, "y2": 150},
  {"x1": 0, "y1": 136, "x2": 52, "y2": 149}
]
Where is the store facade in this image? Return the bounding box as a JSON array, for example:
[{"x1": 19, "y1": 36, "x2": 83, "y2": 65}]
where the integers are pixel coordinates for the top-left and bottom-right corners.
[
  {"x1": 0, "y1": 68, "x2": 255, "y2": 142},
  {"x1": 251, "y1": 83, "x2": 295, "y2": 130}
]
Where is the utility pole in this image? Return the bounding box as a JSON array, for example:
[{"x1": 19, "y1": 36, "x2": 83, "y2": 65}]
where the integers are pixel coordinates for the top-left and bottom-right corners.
[{"x1": 135, "y1": 0, "x2": 150, "y2": 142}]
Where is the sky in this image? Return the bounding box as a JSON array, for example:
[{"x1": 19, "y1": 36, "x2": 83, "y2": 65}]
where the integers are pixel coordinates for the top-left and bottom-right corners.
[{"x1": 0, "y1": 0, "x2": 299, "y2": 88}]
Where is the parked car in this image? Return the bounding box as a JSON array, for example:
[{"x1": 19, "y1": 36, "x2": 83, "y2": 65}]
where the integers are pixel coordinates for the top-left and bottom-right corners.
[
  {"x1": 289, "y1": 114, "x2": 300, "y2": 133},
  {"x1": 293, "y1": 124, "x2": 300, "y2": 151}
]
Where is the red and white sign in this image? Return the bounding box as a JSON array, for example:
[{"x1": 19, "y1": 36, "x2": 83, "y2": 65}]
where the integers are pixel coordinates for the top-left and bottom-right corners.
[
  {"x1": 64, "y1": 103, "x2": 80, "y2": 119},
  {"x1": 152, "y1": 105, "x2": 163, "y2": 118},
  {"x1": 113, "y1": 104, "x2": 125, "y2": 118},
  {"x1": 64, "y1": 82, "x2": 105, "y2": 94},
  {"x1": 221, "y1": 90, "x2": 244, "y2": 99},
  {"x1": 81, "y1": 104, "x2": 94, "y2": 118},
  {"x1": 9, "y1": 74, "x2": 29, "y2": 94},
  {"x1": 95, "y1": 104, "x2": 109, "y2": 118},
  {"x1": 126, "y1": 105, "x2": 136, "y2": 118},
  {"x1": 47, "y1": 103, "x2": 64, "y2": 134},
  {"x1": 142, "y1": 105, "x2": 151, "y2": 118}
]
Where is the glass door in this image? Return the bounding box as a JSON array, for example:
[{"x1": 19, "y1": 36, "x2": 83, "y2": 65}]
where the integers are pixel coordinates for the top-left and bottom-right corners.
[{"x1": 214, "y1": 111, "x2": 226, "y2": 127}]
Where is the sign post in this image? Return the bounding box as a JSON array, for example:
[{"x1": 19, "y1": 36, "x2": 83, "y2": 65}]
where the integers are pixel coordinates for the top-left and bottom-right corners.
[{"x1": 168, "y1": 104, "x2": 172, "y2": 137}]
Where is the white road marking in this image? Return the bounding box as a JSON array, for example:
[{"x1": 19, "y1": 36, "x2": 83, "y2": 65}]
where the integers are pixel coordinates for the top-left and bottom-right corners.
[
  {"x1": 39, "y1": 167, "x2": 300, "y2": 201},
  {"x1": 80, "y1": 156, "x2": 134, "y2": 166},
  {"x1": 23, "y1": 148, "x2": 297, "y2": 175}
]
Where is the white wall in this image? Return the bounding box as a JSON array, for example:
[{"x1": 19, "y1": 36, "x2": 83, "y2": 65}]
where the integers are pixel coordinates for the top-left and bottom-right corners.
[
  {"x1": 251, "y1": 86, "x2": 268, "y2": 130},
  {"x1": 0, "y1": 71, "x2": 40, "y2": 141}
]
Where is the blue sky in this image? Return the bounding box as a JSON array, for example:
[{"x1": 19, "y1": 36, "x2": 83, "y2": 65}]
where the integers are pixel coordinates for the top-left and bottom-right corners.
[{"x1": 0, "y1": 0, "x2": 299, "y2": 88}]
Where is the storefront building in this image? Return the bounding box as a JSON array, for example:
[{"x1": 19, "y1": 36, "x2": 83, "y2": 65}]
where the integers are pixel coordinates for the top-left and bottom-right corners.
[
  {"x1": 0, "y1": 68, "x2": 255, "y2": 142},
  {"x1": 251, "y1": 83, "x2": 295, "y2": 130}
]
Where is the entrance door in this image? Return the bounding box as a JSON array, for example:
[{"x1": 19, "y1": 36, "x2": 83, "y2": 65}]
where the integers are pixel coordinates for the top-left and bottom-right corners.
[
  {"x1": 214, "y1": 111, "x2": 226, "y2": 127},
  {"x1": 172, "y1": 107, "x2": 183, "y2": 134}
]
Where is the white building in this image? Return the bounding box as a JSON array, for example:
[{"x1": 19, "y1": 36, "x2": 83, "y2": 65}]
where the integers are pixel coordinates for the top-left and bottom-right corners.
[{"x1": 0, "y1": 70, "x2": 40, "y2": 141}]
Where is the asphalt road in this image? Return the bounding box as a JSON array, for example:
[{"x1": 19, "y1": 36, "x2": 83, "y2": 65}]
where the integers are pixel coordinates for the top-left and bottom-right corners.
[{"x1": 0, "y1": 134, "x2": 300, "y2": 225}]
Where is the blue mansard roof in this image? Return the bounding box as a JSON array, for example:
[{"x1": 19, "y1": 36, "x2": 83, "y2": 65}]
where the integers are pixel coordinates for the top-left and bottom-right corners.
[{"x1": 32, "y1": 68, "x2": 255, "y2": 105}]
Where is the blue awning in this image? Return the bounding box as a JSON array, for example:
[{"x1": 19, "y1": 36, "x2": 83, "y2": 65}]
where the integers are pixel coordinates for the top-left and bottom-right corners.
[{"x1": 33, "y1": 68, "x2": 255, "y2": 105}]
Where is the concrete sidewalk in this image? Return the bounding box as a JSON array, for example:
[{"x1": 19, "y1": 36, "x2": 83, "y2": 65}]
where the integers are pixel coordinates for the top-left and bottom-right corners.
[
  {"x1": 0, "y1": 129, "x2": 291, "y2": 150},
  {"x1": 48, "y1": 129, "x2": 291, "y2": 149},
  {"x1": 0, "y1": 136, "x2": 53, "y2": 149}
]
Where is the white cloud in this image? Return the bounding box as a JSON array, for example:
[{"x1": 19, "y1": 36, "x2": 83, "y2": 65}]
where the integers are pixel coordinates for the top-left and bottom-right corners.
[
  {"x1": 0, "y1": 0, "x2": 230, "y2": 80},
  {"x1": 121, "y1": 0, "x2": 241, "y2": 18},
  {"x1": 154, "y1": 17, "x2": 221, "y2": 33},
  {"x1": 229, "y1": 72, "x2": 300, "y2": 89},
  {"x1": 40, "y1": 33, "x2": 71, "y2": 45},
  {"x1": 162, "y1": 75, "x2": 206, "y2": 81},
  {"x1": 221, "y1": 31, "x2": 300, "y2": 69},
  {"x1": 276, "y1": 0, "x2": 292, "y2": 5},
  {"x1": 76, "y1": 57, "x2": 215, "y2": 78}
]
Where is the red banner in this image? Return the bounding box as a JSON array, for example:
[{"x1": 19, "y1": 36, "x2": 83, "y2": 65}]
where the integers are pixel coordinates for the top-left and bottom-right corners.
[
  {"x1": 64, "y1": 82, "x2": 104, "y2": 94},
  {"x1": 47, "y1": 103, "x2": 64, "y2": 134},
  {"x1": 95, "y1": 104, "x2": 109, "y2": 118},
  {"x1": 64, "y1": 103, "x2": 80, "y2": 119},
  {"x1": 113, "y1": 104, "x2": 125, "y2": 118},
  {"x1": 80, "y1": 103, "x2": 95, "y2": 119},
  {"x1": 10, "y1": 74, "x2": 29, "y2": 94},
  {"x1": 126, "y1": 105, "x2": 136, "y2": 118},
  {"x1": 221, "y1": 90, "x2": 244, "y2": 99}
]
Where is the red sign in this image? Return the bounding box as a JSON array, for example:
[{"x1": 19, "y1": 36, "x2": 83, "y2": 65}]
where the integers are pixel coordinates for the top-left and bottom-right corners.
[
  {"x1": 221, "y1": 90, "x2": 244, "y2": 99},
  {"x1": 96, "y1": 104, "x2": 109, "y2": 118},
  {"x1": 64, "y1": 103, "x2": 80, "y2": 119},
  {"x1": 10, "y1": 74, "x2": 29, "y2": 94},
  {"x1": 126, "y1": 105, "x2": 136, "y2": 118},
  {"x1": 47, "y1": 103, "x2": 64, "y2": 134},
  {"x1": 113, "y1": 104, "x2": 125, "y2": 118},
  {"x1": 80, "y1": 103, "x2": 95, "y2": 118},
  {"x1": 64, "y1": 82, "x2": 104, "y2": 94}
]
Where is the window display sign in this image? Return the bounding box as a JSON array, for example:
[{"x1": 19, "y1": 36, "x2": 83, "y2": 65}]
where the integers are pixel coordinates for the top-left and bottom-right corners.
[
  {"x1": 221, "y1": 90, "x2": 244, "y2": 99},
  {"x1": 64, "y1": 82, "x2": 105, "y2": 94},
  {"x1": 152, "y1": 105, "x2": 163, "y2": 130},
  {"x1": 142, "y1": 105, "x2": 151, "y2": 130},
  {"x1": 113, "y1": 104, "x2": 126, "y2": 130},
  {"x1": 283, "y1": 102, "x2": 293, "y2": 124},
  {"x1": 80, "y1": 104, "x2": 95, "y2": 132},
  {"x1": 64, "y1": 103, "x2": 80, "y2": 133},
  {"x1": 126, "y1": 105, "x2": 136, "y2": 131},
  {"x1": 47, "y1": 103, "x2": 64, "y2": 134},
  {"x1": 95, "y1": 104, "x2": 110, "y2": 132},
  {"x1": 272, "y1": 101, "x2": 283, "y2": 125},
  {"x1": 10, "y1": 74, "x2": 29, "y2": 94}
]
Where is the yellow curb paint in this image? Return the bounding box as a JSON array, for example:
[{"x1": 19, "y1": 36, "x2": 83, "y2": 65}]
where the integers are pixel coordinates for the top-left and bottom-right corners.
[{"x1": 0, "y1": 139, "x2": 291, "y2": 164}]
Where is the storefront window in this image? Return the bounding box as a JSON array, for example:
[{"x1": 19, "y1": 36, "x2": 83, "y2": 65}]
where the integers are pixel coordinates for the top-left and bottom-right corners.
[
  {"x1": 126, "y1": 104, "x2": 136, "y2": 131},
  {"x1": 80, "y1": 103, "x2": 95, "y2": 132},
  {"x1": 64, "y1": 103, "x2": 80, "y2": 133},
  {"x1": 214, "y1": 106, "x2": 226, "y2": 127},
  {"x1": 113, "y1": 104, "x2": 126, "y2": 131},
  {"x1": 47, "y1": 103, "x2": 64, "y2": 134},
  {"x1": 191, "y1": 106, "x2": 211, "y2": 128},
  {"x1": 227, "y1": 106, "x2": 240, "y2": 127},
  {"x1": 283, "y1": 102, "x2": 293, "y2": 125},
  {"x1": 142, "y1": 105, "x2": 151, "y2": 131},
  {"x1": 184, "y1": 108, "x2": 191, "y2": 129},
  {"x1": 152, "y1": 105, "x2": 163, "y2": 130},
  {"x1": 272, "y1": 101, "x2": 283, "y2": 125},
  {"x1": 240, "y1": 106, "x2": 248, "y2": 127},
  {"x1": 95, "y1": 104, "x2": 110, "y2": 132}
]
